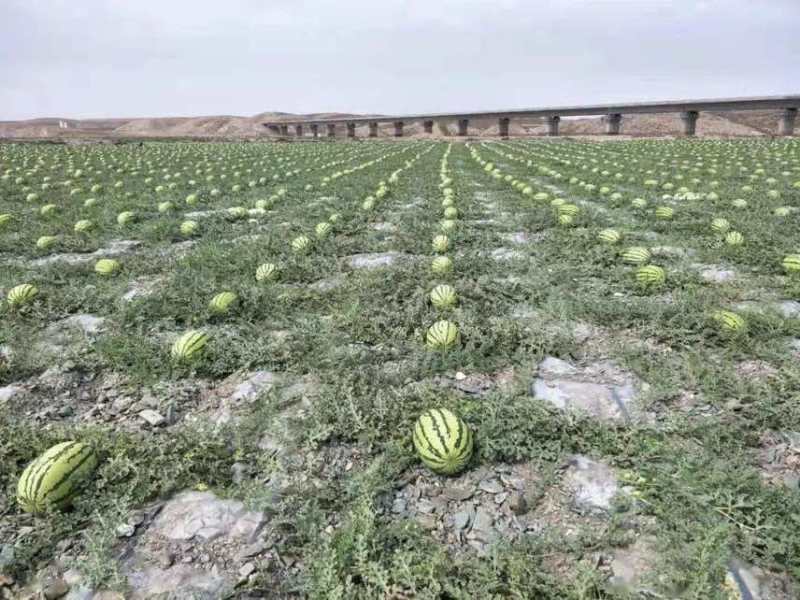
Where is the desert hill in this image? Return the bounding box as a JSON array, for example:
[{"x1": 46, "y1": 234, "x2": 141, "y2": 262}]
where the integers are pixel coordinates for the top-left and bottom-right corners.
[{"x1": 0, "y1": 109, "x2": 790, "y2": 140}]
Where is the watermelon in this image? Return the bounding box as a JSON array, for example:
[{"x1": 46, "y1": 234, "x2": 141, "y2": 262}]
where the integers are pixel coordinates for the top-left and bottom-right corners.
[
  {"x1": 432, "y1": 235, "x2": 450, "y2": 253},
  {"x1": 426, "y1": 320, "x2": 460, "y2": 350},
  {"x1": 256, "y1": 263, "x2": 279, "y2": 282},
  {"x1": 412, "y1": 408, "x2": 473, "y2": 475},
  {"x1": 94, "y1": 259, "x2": 121, "y2": 276},
  {"x1": 430, "y1": 284, "x2": 457, "y2": 309},
  {"x1": 171, "y1": 330, "x2": 209, "y2": 361},
  {"x1": 17, "y1": 441, "x2": 98, "y2": 514},
  {"x1": 7, "y1": 284, "x2": 38, "y2": 308}
]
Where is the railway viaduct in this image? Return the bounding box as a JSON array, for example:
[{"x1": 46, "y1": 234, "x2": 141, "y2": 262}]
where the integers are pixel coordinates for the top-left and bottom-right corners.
[{"x1": 264, "y1": 95, "x2": 799, "y2": 139}]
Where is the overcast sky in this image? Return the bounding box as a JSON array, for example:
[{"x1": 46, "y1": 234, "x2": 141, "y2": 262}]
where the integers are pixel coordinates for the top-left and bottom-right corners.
[{"x1": 2, "y1": 0, "x2": 798, "y2": 120}]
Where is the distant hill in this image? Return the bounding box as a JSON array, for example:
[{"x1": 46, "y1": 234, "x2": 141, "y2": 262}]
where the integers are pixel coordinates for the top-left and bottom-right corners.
[{"x1": 0, "y1": 109, "x2": 790, "y2": 140}]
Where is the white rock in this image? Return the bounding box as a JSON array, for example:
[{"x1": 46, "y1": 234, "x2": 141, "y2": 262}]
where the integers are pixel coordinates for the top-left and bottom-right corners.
[
  {"x1": 347, "y1": 252, "x2": 407, "y2": 269},
  {"x1": 563, "y1": 455, "x2": 622, "y2": 512},
  {"x1": 229, "y1": 371, "x2": 277, "y2": 402},
  {"x1": 0, "y1": 385, "x2": 23, "y2": 403},
  {"x1": 149, "y1": 491, "x2": 265, "y2": 543},
  {"x1": 138, "y1": 409, "x2": 166, "y2": 427}
]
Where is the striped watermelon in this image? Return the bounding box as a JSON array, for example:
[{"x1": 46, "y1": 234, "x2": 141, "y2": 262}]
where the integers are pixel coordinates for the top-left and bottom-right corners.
[
  {"x1": 74, "y1": 219, "x2": 94, "y2": 233},
  {"x1": 712, "y1": 310, "x2": 746, "y2": 334},
  {"x1": 711, "y1": 218, "x2": 730, "y2": 234},
  {"x1": 94, "y1": 259, "x2": 120, "y2": 276},
  {"x1": 17, "y1": 441, "x2": 98, "y2": 514},
  {"x1": 655, "y1": 206, "x2": 674, "y2": 220},
  {"x1": 598, "y1": 229, "x2": 621, "y2": 244},
  {"x1": 431, "y1": 256, "x2": 453, "y2": 274},
  {"x1": 636, "y1": 265, "x2": 666, "y2": 287},
  {"x1": 412, "y1": 408, "x2": 473, "y2": 475},
  {"x1": 116, "y1": 211, "x2": 136, "y2": 226},
  {"x1": 430, "y1": 284, "x2": 457, "y2": 309},
  {"x1": 36, "y1": 236, "x2": 58, "y2": 250},
  {"x1": 432, "y1": 235, "x2": 450, "y2": 253},
  {"x1": 558, "y1": 214, "x2": 574, "y2": 227},
  {"x1": 209, "y1": 292, "x2": 237, "y2": 314},
  {"x1": 558, "y1": 204, "x2": 579, "y2": 217},
  {"x1": 315, "y1": 222, "x2": 332, "y2": 239},
  {"x1": 782, "y1": 255, "x2": 800, "y2": 274},
  {"x1": 621, "y1": 247, "x2": 652, "y2": 265},
  {"x1": 7, "y1": 284, "x2": 38, "y2": 308},
  {"x1": 426, "y1": 320, "x2": 460, "y2": 350},
  {"x1": 291, "y1": 235, "x2": 311, "y2": 254},
  {"x1": 725, "y1": 232, "x2": 744, "y2": 246},
  {"x1": 180, "y1": 221, "x2": 199, "y2": 236},
  {"x1": 171, "y1": 330, "x2": 209, "y2": 361},
  {"x1": 256, "y1": 263, "x2": 279, "y2": 282}
]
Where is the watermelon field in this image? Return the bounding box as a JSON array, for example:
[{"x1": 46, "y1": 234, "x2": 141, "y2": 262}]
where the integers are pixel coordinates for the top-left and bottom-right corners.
[{"x1": 2, "y1": 137, "x2": 800, "y2": 599}]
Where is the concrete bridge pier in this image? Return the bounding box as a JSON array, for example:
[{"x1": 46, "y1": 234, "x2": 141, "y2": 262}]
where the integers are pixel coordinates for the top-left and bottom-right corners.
[
  {"x1": 347, "y1": 123, "x2": 356, "y2": 138},
  {"x1": 423, "y1": 120, "x2": 434, "y2": 134},
  {"x1": 394, "y1": 121, "x2": 404, "y2": 137},
  {"x1": 605, "y1": 113, "x2": 622, "y2": 135},
  {"x1": 310, "y1": 124, "x2": 319, "y2": 138},
  {"x1": 680, "y1": 110, "x2": 699, "y2": 136},
  {"x1": 295, "y1": 124, "x2": 303, "y2": 138},
  {"x1": 545, "y1": 115, "x2": 560, "y2": 136},
  {"x1": 457, "y1": 119, "x2": 469, "y2": 136},
  {"x1": 327, "y1": 123, "x2": 336, "y2": 138},
  {"x1": 279, "y1": 124, "x2": 289, "y2": 136},
  {"x1": 779, "y1": 108, "x2": 797, "y2": 136},
  {"x1": 498, "y1": 117, "x2": 510, "y2": 138},
  {"x1": 369, "y1": 122, "x2": 378, "y2": 137}
]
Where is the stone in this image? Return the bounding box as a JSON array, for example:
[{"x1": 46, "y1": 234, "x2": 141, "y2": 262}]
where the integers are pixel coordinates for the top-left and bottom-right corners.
[
  {"x1": 149, "y1": 491, "x2": 265, "y2": 543},
  {"x1": 237, "y1": 540, "x2": 267, "y2": 560},
  {"x1": 126, "y1": 564, "x2": 231, "y2": 599},
  {"x1": 469, "y1": 508, "x2": 495, "y2": 542},
  {"x1": 391, "y1": 497, "x2": 407, "y2": 514},
  {"x1": 63, "y1": 314, "x2": 106, "y2": 335},
  {"x1": 228, "y1": 371, "x2": 277, "y2": 403},
  {"x1": 563, "y1": 455, "x2": 621, "y2": 513},
  {"x1": 608, "y1": 538, "x2": 661, "y2": 595},
  {"x1": 504, "y1": 232, "x2": 532, "y2": 245},
  {"x1": 138, "y1": 409, "x2": 166, "y2": 427},
  {"x1": 239, "y1": 562, "x2": 256, "y2": 579},
  {"x1": 41, "y1": 577, "x2": 69, "y2": 600},
  {"x1": 490, "y1": 248, "x2": 525, "y2": 261},
  {"x1": 651, "y1": 246, "x2": 695, "y2": 258},
  {"x1": 415, "y1": 514, "x2": 438, "y2": 530},
  {"x1": 478, "y1": 479, "x2": 504, "y2": 494},
  {"x1": 507, "y1": 492, "x2": 528, "y2": 515},
  {"x1": 64, "y1": 586, "x2": 95, "y2": 600},
  {"x1": 370, "y1": 222, "x2": 397, "y2": 232},
  {"x1": 31, "y1": 240, "x2": 142, "y2": 267},
  {"x1": 116, "y1": 523, "x2": 136, "y2": 538},
  {"x1": 443, "y1": 486, "x2": 474, "y2": 502},
  {"x1": 698, "y1": 266, "x2": 736, "y2": 284},
  {"x1": 537, "y1": 356, "x2": 577, "y2": 377},
  {"x1": 0, "y1": 385, "x2": 22, "y2": 403},
  {"x1": 347, "y1": 252, "x2": 408, "y2": 269},
  {"x1": 0, "y1": 544, "x2": 14, "y2": 570},
  {"x1": 121, "y1": 277, "x2": 163, "y2": 302},
  {"x1": 778, "y1": 301, "x2": 800, "y2": 319},
  {"x1": 531, "y1": 357, "x2": 645, "y2": 423},
  {"x1": 309, "y1": 276, "x2": 345, "y2": 292},
  {"x1": 453, "y1": 510, "x2": 472, "y2": 530}
]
